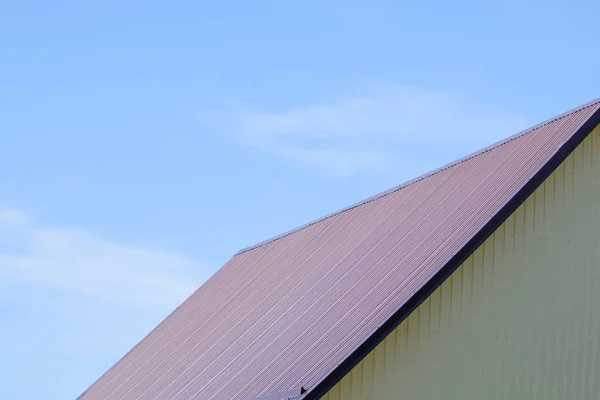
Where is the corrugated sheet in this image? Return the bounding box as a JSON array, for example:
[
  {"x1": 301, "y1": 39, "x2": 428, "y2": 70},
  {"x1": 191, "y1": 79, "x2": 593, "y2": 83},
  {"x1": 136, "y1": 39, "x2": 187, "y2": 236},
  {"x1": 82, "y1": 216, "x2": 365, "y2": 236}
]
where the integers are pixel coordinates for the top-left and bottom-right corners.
[
  {"x1": 79, "y1": 100, "x2": 600, "y2": 400},
  {"x1": 323, "y1": 124, "x2": 600, "y2": 399}
]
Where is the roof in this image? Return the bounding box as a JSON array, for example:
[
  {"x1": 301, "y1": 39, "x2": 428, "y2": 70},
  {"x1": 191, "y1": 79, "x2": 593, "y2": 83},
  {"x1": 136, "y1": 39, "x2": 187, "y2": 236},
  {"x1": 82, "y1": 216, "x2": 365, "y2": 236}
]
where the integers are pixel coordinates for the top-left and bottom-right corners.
[{"x1": 80, "y1": 98, "x2": 600, "y2": 400}]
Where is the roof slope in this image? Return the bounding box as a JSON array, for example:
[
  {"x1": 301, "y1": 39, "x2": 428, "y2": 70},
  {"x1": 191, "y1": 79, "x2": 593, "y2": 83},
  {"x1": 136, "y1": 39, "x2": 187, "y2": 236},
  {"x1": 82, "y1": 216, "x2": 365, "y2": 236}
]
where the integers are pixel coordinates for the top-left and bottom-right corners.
[{"x1": 80, "y1": 99, "x2": 600, "y2": 400}]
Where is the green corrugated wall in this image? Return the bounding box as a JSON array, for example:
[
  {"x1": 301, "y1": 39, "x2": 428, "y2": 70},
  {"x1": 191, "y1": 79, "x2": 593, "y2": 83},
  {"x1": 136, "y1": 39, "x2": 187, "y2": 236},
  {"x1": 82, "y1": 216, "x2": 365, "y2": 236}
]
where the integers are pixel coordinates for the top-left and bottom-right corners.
[{"x1": 323, "y1": 124, "x2": 600, "y2": 400}]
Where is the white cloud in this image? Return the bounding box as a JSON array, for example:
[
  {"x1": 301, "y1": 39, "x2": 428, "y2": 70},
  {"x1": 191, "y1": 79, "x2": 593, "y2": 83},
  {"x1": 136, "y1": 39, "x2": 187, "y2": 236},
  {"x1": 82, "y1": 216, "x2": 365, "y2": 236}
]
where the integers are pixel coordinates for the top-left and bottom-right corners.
[
  {"x1": 0, "y1": 208, "x2": 208, "y2": 398},
  {"x1": 204, "y1": 85, "x2": 530, "y2": 178},
  {"x1": 0, "y1": 209, "x2": 204, "y2": 309}
]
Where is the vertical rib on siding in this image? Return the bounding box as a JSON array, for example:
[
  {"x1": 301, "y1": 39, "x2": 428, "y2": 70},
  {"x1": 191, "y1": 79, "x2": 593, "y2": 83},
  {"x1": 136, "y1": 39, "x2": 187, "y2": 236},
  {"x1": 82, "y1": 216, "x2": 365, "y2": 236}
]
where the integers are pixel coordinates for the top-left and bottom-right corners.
[{"x1": 323, "y1": 124, "x2": 600, "y2": 400}]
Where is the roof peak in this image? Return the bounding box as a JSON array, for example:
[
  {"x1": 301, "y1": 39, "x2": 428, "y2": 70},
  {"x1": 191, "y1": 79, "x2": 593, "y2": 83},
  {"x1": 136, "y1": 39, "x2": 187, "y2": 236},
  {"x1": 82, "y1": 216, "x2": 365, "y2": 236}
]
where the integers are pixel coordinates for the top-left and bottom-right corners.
[{"x1": 234, "y1": 97, "x2": 600, "y2": 256}]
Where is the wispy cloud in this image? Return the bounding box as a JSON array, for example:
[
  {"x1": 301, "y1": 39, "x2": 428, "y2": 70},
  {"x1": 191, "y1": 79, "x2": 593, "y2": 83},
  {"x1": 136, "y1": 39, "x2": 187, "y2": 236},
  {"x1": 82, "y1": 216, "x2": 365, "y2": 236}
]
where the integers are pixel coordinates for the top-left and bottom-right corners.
[
  {"x1": 0, "y1": 208, "x2": 207, "y2": 398},
  {"x1": 203, "y1": 85, "x2": 530, "y2": 178},
  {"x1": 0, "y1": 209, "x2": 203, "y2": 309}
]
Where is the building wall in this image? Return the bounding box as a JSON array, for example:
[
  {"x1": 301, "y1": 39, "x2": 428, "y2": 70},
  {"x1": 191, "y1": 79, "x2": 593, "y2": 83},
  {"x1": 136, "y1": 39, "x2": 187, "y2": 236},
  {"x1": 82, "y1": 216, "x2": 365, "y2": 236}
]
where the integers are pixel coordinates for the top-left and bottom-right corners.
[{"x1": 322, "y1": 124, "x2": 600, "y2": 400}]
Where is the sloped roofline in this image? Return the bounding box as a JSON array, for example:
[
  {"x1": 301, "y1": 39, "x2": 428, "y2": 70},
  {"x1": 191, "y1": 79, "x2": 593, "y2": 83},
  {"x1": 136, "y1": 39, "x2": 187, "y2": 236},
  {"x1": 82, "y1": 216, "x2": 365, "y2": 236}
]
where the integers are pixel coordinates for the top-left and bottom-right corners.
[
  {"x1": 235, "y1": 97, "x2": 600, "y2": 257},
  {"x1": 76, "y1": 98, "x2": 600, "y2": 400},
  {"x1": 300, "y1": 100, "x2": 600, "y2": 400}
]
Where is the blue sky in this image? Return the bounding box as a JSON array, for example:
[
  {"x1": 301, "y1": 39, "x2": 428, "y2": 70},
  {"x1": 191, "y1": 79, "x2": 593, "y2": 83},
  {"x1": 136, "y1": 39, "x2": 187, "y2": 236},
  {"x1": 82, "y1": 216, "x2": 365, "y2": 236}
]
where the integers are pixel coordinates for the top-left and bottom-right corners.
[{"x1": 1, "y1": 1, "x2": 599, "y2": 398}]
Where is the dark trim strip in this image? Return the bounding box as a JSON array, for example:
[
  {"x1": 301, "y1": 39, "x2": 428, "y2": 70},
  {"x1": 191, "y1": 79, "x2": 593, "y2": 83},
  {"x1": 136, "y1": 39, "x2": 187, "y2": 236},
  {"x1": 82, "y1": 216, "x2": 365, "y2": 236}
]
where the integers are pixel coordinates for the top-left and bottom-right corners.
[{"x1": 303, "y1": 106, "x2": 600, "y2": 400}]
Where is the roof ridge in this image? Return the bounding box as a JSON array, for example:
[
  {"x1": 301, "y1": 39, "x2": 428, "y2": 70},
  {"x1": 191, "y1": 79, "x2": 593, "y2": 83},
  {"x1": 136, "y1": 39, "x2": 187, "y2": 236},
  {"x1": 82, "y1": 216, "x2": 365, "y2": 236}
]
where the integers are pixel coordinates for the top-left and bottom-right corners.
[{"x1": 234, "y1": 97, "x2": 600, "y2": 256}]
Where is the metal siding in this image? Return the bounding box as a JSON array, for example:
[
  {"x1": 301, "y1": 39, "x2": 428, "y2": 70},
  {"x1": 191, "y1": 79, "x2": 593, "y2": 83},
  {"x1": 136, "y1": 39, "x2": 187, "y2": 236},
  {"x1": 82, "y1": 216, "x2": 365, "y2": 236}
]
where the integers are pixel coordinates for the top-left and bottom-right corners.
[
  {"x1": 79, "y1": 102, "x2": 600, "y2": 400},
  {"x1": 323, "y1": 124, "x2": 600, "y2": 400}
]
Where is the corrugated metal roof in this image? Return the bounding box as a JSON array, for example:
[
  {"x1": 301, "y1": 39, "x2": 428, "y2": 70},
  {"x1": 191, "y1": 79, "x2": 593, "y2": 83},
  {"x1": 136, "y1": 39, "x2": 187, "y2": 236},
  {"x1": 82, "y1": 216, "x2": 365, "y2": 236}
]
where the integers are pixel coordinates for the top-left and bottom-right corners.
[{"x1": 80, "y1": 99, "x2": 600, "y2": 400}]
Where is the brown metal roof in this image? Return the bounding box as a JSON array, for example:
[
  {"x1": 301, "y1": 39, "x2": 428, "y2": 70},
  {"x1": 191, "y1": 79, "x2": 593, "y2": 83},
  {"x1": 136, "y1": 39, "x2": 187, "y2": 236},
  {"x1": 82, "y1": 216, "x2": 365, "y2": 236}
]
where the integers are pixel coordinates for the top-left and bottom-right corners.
[{"x1": 80, "y1": 99, "x2": 600, "y2": 400}]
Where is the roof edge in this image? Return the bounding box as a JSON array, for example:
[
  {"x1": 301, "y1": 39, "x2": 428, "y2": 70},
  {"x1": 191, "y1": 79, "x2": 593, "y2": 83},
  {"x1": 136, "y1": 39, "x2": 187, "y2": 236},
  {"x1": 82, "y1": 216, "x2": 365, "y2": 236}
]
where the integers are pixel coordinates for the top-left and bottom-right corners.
[
  {"x1": 235, "y1": 97, "x2": 600, "y2": 257},
  {"x1": 300, "y1": 103, "x2": 600, "y2": 399}
]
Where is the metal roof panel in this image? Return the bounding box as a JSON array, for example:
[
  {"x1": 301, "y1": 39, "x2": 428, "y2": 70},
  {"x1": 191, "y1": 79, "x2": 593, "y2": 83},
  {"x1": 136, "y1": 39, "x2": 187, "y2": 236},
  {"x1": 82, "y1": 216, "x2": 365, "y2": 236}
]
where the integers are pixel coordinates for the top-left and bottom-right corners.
[{"x1": 80, "y1": 99, "x2": 600, "y2": 400}]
